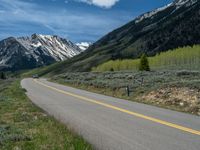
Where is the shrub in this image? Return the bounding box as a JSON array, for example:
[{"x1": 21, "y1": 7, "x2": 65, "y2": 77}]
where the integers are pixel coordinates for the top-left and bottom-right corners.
[{"x1": 110, "y1": 68, "x2": 114, "y2": 72}]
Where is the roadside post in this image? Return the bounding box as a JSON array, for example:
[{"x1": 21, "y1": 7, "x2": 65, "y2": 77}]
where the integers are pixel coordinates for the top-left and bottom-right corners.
[{"x1": 126, "y1": 86, "x2": 130, "y2": 97}]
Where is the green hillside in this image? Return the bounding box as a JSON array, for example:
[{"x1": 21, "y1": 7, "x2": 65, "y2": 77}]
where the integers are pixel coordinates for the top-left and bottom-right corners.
[
  {"x1": 23, "y1": 1, "x2": 200, "y2": 75},
  {"x1": 93, "y1": 45, "x2": 200, "y2": 72}
]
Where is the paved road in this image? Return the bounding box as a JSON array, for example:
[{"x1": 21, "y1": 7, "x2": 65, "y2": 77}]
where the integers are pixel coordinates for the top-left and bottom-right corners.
[{"x1": 21, "y1": 78, "x2": 200, "y2": 150}]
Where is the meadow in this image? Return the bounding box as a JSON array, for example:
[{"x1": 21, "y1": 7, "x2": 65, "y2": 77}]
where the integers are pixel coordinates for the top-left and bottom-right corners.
[{"x1": 93, "y1": 45, "x2": 200, "y2": 72}]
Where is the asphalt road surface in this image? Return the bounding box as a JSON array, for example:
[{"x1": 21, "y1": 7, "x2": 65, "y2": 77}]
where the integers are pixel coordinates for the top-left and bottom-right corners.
[{"x1": 21, "y1": 78, "x2": 200, "y2": 150}]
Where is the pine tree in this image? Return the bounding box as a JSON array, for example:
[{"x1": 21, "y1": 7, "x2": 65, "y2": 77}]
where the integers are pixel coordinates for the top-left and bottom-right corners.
[
  {"x1": 139, "y1": 54, "x2": 150, "y2": 71},
  {"x1": 0, "y1": 72, "x2": 6, "y2": 80}
]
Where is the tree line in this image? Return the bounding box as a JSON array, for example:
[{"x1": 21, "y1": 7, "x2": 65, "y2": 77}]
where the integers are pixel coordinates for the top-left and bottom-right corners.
[{"x1": 93, "y1": 45, "x2": 200, "y2": 72}]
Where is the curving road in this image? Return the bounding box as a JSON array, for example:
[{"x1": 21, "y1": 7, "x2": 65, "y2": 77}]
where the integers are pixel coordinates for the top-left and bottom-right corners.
[{"x1": 21, "y1": 78, "x2": 200, "y2": 150}]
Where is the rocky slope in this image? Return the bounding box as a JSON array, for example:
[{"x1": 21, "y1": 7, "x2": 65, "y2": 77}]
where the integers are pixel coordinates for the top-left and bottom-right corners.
[{"x1": 0, "y1": 34, "x2": 82, "y2": 71}]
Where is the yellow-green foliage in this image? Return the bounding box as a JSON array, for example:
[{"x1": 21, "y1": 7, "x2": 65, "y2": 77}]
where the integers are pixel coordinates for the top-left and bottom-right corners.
[
  {"x1": 93, "y1": 45, "x2": 200, "y2": 71},
  {"x1": 93, "y1": 59, "x2": 140, "y2": 72}
]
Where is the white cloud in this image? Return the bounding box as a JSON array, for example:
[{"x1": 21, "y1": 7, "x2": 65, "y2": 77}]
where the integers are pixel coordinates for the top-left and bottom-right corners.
[
  {"x1": 76, "y1": 0, "x2": 120, "y2": 8},
  {"x1": 0, "y1": 0, "x2": 128, "y2": 42}
]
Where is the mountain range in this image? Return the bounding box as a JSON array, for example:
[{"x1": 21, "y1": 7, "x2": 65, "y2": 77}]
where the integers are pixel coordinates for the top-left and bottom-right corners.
[
  {"x1": 45, "y1": 0, "x2": 199, "y2": 73},
  {"x1": 0, "y1": 34, "x2": 83, "y2": 71},
  {"x1": 0, "y1": 0, "x2": 199, "y2": 72}
]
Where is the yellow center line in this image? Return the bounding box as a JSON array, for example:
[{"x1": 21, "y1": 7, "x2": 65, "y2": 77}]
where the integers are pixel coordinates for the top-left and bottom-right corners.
[{"x1": 34, "y1": 79, "x2": 200, "y2": 136}]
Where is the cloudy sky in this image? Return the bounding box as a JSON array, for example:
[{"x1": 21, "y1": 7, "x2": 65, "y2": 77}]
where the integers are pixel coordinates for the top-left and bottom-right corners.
[{"x1": 0, "y1": 0, "x2": 173, "y2": 42}]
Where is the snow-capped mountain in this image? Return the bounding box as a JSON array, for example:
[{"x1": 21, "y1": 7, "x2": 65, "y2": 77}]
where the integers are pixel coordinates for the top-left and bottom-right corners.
[
  {"x1": 0, "y1": 34, "x2": 82, "y2": 71},
  {"x1": 76, "y1": 42, "x2": 91, "y2": 51},
  {"x1": 135, "y1": 0, "x2": 197, "y2": 23}
]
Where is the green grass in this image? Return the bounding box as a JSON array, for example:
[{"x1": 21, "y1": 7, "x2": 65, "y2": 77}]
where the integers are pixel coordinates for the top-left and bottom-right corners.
[
  {"x1": 22, "y1": 62, "x2": 62, "y2": 78},
  {"x1": 93, "y1": 45, "x2": 200, "y2": 72},
  {"x1": 0, "y1": 79, "x2": 92, "y2": 150}
]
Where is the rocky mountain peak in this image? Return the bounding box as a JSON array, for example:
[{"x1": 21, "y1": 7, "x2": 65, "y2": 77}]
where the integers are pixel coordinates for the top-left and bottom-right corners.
[{"x1": 0, "y1": 34, "x2": 84, "y2": 71}]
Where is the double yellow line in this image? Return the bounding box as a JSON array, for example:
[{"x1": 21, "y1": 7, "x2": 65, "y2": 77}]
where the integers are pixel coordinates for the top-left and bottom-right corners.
[{"x1": 34, "y1": 79, "x2": 200, "y2": 136}]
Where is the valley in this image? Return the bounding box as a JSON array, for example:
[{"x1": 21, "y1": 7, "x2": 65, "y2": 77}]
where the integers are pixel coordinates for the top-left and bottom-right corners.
[{"x1": 0, "y1": 0, "x2": 200, "y2": 149}]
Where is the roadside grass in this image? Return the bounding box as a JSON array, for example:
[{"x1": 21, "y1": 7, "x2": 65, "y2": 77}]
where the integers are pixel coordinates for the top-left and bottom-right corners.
[
  {"x1": 51, "y1": 71, "x2": 200, "y2": 115},
  {"x1": 0, "y1": 79, "x2": 92, "y2": 150}
]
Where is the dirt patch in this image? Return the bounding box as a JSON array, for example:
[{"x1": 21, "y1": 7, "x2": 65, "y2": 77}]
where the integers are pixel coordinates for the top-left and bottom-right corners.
[{"x1": 140, "y1": 87, "x2": 200, "y2": 115}]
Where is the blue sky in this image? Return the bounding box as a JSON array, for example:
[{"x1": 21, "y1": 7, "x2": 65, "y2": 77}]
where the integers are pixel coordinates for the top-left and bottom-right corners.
[{"x1": 0, "y1": 0, "x2": 173, "y2": 42}]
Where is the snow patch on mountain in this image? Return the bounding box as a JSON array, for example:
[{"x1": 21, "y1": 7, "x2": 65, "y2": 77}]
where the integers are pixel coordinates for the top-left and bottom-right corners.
[
  {"x1": 135, "y1": 3, "x2": 173, "y2": 23},
  {"x1": 175, "y1": 0, "x2": 197, "y2": 8},
  {"x1": 135, "y1": 0, "x2": 197, "y2": 23},
  {"x1": 76, "y1": 42, "x2": 91, "y2": 51}
]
